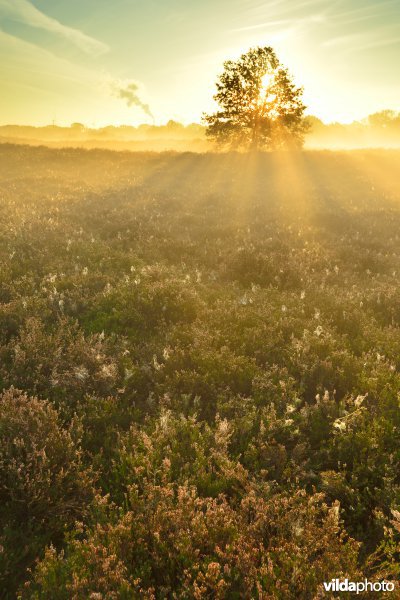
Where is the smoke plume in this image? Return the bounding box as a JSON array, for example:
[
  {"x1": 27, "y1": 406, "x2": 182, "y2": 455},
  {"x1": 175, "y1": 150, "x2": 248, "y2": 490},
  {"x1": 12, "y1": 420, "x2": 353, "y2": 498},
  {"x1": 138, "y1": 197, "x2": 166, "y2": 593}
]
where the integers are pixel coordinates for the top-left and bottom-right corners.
[{"x1": 115, "y1": 82, "x2": 153, "y2": 120}]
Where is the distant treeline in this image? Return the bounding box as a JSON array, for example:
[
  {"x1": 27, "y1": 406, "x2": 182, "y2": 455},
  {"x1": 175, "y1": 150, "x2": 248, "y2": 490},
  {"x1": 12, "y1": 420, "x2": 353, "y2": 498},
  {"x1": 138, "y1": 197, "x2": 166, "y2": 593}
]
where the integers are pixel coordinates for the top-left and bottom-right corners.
[
  {"x1": 306, "y1": 110, "x2": 400, "y2": 149},
  {"x1": 0, "y1": 121, "x2": 207, "y2": 152},
  {"x1": 0, "y1": 111, "x2": 399, "y2": 150}
]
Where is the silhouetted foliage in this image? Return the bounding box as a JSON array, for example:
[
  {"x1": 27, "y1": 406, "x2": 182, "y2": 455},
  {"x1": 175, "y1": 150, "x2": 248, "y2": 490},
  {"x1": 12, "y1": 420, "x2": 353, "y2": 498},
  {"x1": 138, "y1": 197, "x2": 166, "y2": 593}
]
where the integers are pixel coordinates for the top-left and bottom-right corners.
[{"x1": 203, "y1": 46, "x2": 308, "y2": 150}]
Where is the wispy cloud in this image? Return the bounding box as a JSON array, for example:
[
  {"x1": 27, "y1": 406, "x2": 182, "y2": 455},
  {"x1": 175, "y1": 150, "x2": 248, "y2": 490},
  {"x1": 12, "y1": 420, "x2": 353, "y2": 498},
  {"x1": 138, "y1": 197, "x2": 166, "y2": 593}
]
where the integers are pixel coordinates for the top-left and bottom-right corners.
[
  {"x1": 329, "y1": 0, "x2": 399, "y2": 25},
  {"x1": 323, "y1": 31, "x2": 400, "y2": 52},
  {"x1": 231, "y1": 13, "x2": 326, "y2": 35},
  {"x1": 322, "y1": 13, "x2": 400, "y2": 54},
  {"x1": 246, "y1": 0, "x2": 330, "y2": 20},
  {"x1": 231, "y1": 18, "x2": 293, "y2": 33},
  {"x1": 0, "y1": 0, "x2": 108, "y2": 56}
]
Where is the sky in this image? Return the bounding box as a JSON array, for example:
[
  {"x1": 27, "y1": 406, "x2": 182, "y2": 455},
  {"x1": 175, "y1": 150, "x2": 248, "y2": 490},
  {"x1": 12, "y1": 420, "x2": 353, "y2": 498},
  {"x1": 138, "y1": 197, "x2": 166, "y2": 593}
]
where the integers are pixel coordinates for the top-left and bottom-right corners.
[{"x1": 0, "y1": 0, "x2": 399, "y2": 127}]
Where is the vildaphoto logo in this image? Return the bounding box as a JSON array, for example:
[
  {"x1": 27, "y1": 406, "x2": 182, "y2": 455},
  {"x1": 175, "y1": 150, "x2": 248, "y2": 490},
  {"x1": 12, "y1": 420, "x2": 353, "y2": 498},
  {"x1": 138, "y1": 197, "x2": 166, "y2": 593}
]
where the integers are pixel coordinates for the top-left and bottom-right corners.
[{"x1": 323, "y1": 579, "x2": 396, "y2": 594}]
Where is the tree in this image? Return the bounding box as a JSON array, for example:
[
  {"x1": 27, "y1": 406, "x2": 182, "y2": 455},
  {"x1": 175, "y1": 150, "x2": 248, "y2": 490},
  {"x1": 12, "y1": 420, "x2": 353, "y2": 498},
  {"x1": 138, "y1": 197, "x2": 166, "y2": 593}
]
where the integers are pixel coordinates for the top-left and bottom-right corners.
[
  {"x1": 203, "y1": 46, "x2": 309, "y2": 151},
  {"x1": 368, "y1": 110, "x2": 400, "y2": 130}
]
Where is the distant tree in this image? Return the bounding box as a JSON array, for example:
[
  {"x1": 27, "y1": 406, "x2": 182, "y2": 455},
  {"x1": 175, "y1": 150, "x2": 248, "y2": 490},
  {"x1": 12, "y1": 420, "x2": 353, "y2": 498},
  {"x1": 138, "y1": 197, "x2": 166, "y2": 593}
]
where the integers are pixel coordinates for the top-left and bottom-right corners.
[
  {"x1": 203, "y1": 46, "x2": 309, "y2": 150},
  {"x1": 70, "y1": 122, "x2": 86, "y2": 132},
  {"x1": 165, "y1": 120, "x2": 184, "y2": 131},
  {"x1": 368, "y1": 110, "x2": 400, "y2": 130},
  {"x1": 304, "y1": 115, "x2": 324, "y2": 132}
]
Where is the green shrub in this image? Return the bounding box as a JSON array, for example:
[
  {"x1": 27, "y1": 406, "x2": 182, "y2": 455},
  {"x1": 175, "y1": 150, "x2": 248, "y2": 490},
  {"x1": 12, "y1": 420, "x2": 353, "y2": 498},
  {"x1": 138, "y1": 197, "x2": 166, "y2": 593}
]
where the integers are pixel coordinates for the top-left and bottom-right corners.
[{"x1": 0, "y1": 388, "x2": 95, "y2": 595}]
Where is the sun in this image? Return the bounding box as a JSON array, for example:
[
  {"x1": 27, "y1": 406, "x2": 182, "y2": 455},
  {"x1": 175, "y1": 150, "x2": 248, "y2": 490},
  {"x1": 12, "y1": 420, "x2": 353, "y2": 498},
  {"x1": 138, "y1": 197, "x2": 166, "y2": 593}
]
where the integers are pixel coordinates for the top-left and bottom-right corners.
[
  {"x1": 259, "y1": 72, "x2": 277, "y2": 108},
  {"x1": 261, "y1": 72, "x2": 274, "y2": 90}
]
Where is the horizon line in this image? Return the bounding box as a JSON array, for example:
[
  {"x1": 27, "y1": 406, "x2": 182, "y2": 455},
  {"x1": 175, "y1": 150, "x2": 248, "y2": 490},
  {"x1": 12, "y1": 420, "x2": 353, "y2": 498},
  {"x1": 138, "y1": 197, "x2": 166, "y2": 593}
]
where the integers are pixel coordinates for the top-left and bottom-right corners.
[{"x1": 1, "y1": 109, "x2": 400, "y2": 130}]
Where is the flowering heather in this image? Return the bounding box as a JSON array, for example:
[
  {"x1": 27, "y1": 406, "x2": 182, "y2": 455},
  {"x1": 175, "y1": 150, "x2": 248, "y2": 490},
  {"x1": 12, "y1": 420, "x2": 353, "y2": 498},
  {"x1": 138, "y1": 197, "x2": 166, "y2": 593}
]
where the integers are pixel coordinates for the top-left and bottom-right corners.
[{"x1": 0, "y1": 146, "x2": 399, "y2": 597}]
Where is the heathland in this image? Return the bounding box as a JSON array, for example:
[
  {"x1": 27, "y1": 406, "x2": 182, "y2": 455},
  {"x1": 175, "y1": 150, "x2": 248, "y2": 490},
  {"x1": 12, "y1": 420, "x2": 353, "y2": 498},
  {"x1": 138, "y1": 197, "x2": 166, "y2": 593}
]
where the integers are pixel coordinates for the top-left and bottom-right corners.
[{"x1": 1, "y1": 145, "x2": 400, "y2": 597}]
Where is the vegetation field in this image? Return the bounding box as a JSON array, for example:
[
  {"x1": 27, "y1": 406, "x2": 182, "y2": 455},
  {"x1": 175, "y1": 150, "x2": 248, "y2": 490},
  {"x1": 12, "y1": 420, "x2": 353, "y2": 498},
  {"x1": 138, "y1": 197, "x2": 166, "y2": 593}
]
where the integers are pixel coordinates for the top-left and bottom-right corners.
[{"x1": 1, "y1": 144, "x2": 400, "y2": 597}]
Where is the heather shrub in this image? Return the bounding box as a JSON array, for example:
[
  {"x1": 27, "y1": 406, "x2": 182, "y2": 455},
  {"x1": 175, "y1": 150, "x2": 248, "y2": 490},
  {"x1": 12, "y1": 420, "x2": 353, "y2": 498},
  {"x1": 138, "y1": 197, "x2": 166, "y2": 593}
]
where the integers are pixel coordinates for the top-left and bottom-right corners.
[
  {"x1": 82, "y1": 268, "x2": 199, "y2": 340},
  {"x1": 154, "y1": 345, "x2": 260, "y2": 421},
  {"x1": 110, "y1": 409, "x2": 248, "y2": 501},
  {"x1": 23, "y1": 487, "x2": 360, "y2": 599},
  {"x1": 0, "y1": 318, "x2": 125, "y2": 418},
  {"x1": 0, "y1": 388, "x2": 95, "y2": 595}
]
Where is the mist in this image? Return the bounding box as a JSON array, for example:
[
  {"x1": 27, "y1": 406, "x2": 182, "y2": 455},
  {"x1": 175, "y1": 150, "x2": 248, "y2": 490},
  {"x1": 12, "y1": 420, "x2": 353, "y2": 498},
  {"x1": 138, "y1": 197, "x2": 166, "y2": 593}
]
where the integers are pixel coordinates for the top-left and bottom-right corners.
[{"x1": 1, "y1": 110, "x2": 399, "y2": 152}]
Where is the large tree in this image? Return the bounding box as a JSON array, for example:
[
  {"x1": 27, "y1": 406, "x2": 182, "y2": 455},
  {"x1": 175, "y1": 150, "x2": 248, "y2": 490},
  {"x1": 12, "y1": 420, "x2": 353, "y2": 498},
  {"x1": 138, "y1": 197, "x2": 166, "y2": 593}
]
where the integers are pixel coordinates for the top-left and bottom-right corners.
[{"x1": 203, "y1": 46, "x2": 309, "y2": 150}]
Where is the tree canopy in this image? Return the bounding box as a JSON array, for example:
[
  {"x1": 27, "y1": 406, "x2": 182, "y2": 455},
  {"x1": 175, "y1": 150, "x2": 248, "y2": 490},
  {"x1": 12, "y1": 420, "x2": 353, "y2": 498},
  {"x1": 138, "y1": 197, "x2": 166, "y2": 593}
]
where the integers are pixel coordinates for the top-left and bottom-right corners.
[{"x1": 203, "y1": 46, "x2": 309, "y2": 151}]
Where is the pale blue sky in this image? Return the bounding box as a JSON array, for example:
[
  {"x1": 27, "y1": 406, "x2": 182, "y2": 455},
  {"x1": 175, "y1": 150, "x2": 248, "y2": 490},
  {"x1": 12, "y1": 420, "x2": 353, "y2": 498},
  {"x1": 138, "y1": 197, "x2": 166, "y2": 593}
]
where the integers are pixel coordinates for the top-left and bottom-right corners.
[{"x1": 0, "y1": 0, "x2": 399, "y2": 126}]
